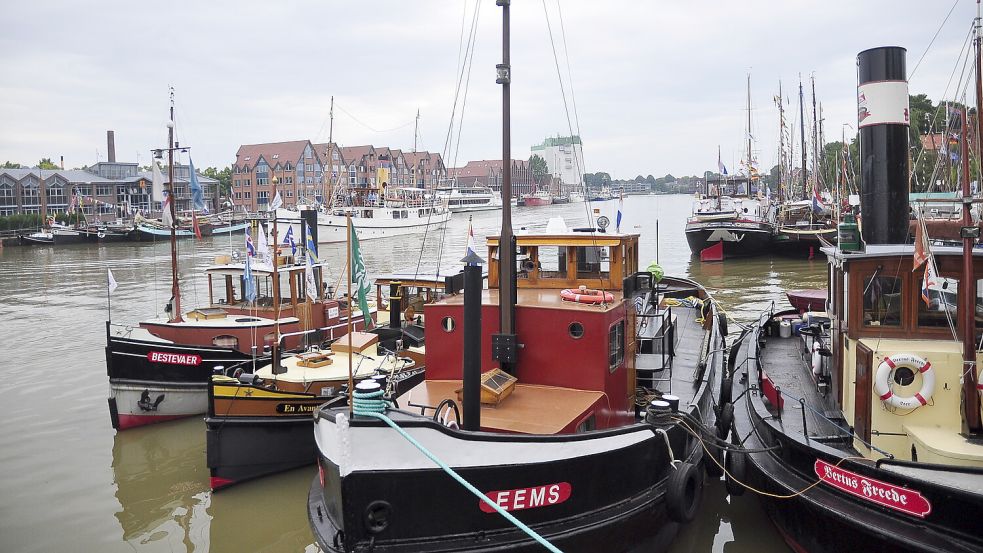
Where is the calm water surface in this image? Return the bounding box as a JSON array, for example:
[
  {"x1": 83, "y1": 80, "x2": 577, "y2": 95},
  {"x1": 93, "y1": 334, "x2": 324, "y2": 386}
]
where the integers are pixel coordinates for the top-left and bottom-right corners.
[{"x1": 0, "y1": 194, "x2": 820, "y2": 552}]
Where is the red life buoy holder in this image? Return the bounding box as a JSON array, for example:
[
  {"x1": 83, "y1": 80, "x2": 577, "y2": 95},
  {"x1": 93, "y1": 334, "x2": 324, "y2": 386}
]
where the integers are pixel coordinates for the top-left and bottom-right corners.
[
  {"x1": 874, "y1": 354, "x2": 935, "y2": 410},
  {"x1": 560, "y1": 287, "x2": 615, "y2": 305}
]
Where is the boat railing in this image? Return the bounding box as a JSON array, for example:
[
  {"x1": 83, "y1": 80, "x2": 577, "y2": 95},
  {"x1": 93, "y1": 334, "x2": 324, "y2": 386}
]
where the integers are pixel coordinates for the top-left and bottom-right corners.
[{"x1": 634, "y1": 305, "x2": 674, "y2": 391}]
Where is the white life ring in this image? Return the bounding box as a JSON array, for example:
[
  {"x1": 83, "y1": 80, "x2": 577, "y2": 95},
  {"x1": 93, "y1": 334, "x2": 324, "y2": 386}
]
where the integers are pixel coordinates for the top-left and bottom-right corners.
[
  {"x1": 874, "y1": 354, "x2": 935, "y2": 409},
  {"x1": 97, "y1": 230, "x2": 106, "y2": 239}
]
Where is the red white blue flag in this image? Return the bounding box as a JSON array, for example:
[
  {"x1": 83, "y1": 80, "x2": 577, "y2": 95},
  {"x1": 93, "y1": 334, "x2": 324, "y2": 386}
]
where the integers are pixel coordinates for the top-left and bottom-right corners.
[{"x1": 245, "y1": 231, "x2": 256, "y2": 257}]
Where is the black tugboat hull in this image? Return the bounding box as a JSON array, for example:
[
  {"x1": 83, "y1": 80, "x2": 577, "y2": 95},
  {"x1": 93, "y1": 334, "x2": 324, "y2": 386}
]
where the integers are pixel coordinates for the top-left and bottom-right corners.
[
  {"x1": 684, "y1": 222, "x2": 773, "y2": 257},
  {"x1": 307, "y1": 420, "x2": 704, "y2": 553},
  {"x1": 206, "y1": 416, "x2": 318, "y2": 489},
  {"x1": 731, "y1": 324, "x2": 983, "y2": 553},
  {"x1": 205, "y1": 368, "x2": 425, "y2": 489}
]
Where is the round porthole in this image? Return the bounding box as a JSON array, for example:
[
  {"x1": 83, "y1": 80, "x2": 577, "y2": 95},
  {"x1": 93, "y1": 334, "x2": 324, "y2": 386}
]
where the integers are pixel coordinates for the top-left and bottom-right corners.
[
  {"x1": 442, "y1": 316, "x2": 456, "y2": 332},
  {"x1": 569, "y1": 322, "x2": 585, "y2": 339}
]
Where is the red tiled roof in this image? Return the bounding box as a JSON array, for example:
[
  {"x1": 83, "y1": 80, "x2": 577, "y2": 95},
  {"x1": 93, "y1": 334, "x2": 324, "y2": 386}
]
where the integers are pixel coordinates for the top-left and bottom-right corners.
[
  {"x1": 339, "y1": 145, "x2": 375, "y2": 165},
  {"x1": 235, "y1": 140, "x2": 313, "y2": 168},
  {"x1": 312, "y1": 142, "x2": 344, "y2": 164},
  {"x1": 920, "y1": 133, "x2": 945, "y2": 151},
  {"x1": 448, "y1": 159, "x2": 526, "y2": 177}
]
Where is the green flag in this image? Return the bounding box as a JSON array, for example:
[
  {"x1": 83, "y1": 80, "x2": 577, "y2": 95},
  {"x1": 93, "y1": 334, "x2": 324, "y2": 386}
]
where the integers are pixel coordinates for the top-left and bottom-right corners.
[{"x1": 349, "y1": 220, "x2": 373, "y2": 328}]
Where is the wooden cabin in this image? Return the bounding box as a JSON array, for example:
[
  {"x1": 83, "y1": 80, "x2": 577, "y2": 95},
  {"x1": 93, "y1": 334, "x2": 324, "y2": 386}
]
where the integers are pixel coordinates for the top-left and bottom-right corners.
[
  {"x1": 416, "y1": 229, "x2": 641, "y2": 434},
  {"x1": 826, "y1": 244, "x2": 983, "y2": 466}
]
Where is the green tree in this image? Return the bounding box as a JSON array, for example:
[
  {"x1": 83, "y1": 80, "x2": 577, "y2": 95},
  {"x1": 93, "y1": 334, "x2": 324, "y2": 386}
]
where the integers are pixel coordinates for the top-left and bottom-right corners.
[
  {"x1": 203, "y1": 166, "x2": 232, "y2": 196},
  {"x1": 37, "y1": 158, "x2": 59, "y2": 170},
  {"x1": 528, "y1": 154, "x2": 549, "y2": 184},
  {"x1": 2, "y1": 161, "x2": 23, "y2": 169}
]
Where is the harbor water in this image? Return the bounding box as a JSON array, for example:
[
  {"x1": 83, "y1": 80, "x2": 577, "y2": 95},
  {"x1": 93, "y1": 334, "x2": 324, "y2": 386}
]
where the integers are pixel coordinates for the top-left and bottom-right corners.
[{"x1": 0, "y1": 194, "x2": 820, "y2": 552}]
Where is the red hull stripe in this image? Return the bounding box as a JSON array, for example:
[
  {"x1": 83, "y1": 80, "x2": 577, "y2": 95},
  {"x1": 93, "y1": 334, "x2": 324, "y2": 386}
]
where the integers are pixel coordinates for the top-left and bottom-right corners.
[
  {"x1": 879, "y1": 391, "x2": 893, "y2": 401},
  {"x1": 116, "y1": 413, "x2": 193, "y2": 431}
]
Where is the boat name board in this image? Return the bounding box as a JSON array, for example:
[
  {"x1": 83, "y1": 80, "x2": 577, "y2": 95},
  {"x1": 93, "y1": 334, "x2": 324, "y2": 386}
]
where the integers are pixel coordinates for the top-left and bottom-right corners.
[
  {"x1": 479, "y1": 482, "x2": 571, "y2": 513},
  {"x1": 147, "y1": 351, "x2": 202, "y2": 366},
  {"x1": 814, "y1": 460, "x2": 931, "y2": 518},
  {"x1": 276, "y1": 403, "x2": 319, "y2": 414}
]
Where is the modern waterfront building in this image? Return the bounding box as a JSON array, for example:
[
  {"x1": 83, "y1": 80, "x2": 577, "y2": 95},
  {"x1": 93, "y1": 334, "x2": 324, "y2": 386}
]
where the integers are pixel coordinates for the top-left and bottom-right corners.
[{"x1": 530, "y1": 135, "x2": 583, "y2": 186}]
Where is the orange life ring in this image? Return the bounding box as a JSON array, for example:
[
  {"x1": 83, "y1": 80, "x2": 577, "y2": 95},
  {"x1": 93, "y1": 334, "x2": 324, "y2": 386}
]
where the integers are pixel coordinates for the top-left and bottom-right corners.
[{"x1": 560, "y1": 288, "x2": 615, "y2": 305}]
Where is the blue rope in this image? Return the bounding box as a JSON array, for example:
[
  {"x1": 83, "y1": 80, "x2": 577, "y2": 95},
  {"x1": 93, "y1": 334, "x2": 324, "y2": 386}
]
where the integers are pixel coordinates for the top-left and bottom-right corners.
[{"x1": 352, "y1": 390, "x2": 564, "y2": 553}]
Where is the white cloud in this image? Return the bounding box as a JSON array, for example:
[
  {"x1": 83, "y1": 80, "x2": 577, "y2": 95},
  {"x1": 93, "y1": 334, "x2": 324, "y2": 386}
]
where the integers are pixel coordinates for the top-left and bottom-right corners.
[{"x1": 0, "y1": 0, "x2": 975, "y2": 176}]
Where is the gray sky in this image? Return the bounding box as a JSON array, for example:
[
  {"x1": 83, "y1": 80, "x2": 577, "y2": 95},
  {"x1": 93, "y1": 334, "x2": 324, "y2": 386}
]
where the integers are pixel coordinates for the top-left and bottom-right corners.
[{"x1": 0, "y1": 0, "x2": 976, "y2": 178}]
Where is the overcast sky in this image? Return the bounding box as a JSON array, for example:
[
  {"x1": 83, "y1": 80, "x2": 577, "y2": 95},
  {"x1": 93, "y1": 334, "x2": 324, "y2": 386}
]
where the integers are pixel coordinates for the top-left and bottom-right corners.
[{"x1": 0, "y1": 0, "x2": 977, "y2": 178}]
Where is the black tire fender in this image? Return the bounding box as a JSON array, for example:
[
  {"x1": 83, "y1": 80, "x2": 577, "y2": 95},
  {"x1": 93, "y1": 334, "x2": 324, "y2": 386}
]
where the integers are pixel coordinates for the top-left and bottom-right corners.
[
  {"x1": 725, "y1": 434, "x2": 747, "y2": 497},
  {"x1": 716, "y1": 402, "x2": 734, "y2": 438},
  {"x1": 666, "y1": 461, "x2": 703, "y2": 523},
  {"x1": 719, "y1": 376, "x2": 733, "y2": 407}
]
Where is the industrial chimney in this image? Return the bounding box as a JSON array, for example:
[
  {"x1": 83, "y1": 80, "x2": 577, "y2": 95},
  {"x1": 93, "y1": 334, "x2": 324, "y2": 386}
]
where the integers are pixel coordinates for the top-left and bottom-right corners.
[
  {"x1": 857, "y1": 47, "x2": 909, "y2": 245},
  {"x1": 107, "y1": 130, "x2": 116, "y2": 163}
]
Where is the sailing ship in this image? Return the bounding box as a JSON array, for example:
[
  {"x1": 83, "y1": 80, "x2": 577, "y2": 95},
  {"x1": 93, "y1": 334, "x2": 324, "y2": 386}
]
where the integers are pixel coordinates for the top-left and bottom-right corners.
[
  {"x1": 773, "y1": 76, "x2": 839, "y2": 253},
  {"x1": 728, "y1": 46, "x2": 983, "y2": 553},
  {"x1": 685, "y1": 77, "x2": 777, "y2": 259},
  {"x1": 106, "y1": 97, "x2": 373, "y2": 430},
  {"x1": 306, "y1": 5, "x2": 726, "y2": 551},
  {"x1": 204, "y1": 255, "x2": 434, "y2": 491}
]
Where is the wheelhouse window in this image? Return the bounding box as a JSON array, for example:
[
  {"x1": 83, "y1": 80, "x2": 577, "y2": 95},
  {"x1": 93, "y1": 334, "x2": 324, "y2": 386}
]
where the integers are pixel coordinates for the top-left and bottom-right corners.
[
  {"x1": 577, "y1": 246, "x2": 610, "y2": 280},
  {"x1": 862, "y1": 275, "x2": 902, "y2": 327},
  {"x1": 538, "y1": 246, "x2": 567, "y2": 279},
  {"x1": 608, "y1": 320, "x2": 625, "y2": 370},
  {"x1": 917, "y1": 274, "x2": 958, "y2": 328}
]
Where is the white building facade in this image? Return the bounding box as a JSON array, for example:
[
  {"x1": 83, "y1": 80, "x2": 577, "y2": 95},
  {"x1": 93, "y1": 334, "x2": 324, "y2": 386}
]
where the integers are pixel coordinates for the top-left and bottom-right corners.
[{"x1": 530, "y1": 135, "x2": 583, "y2": 186}]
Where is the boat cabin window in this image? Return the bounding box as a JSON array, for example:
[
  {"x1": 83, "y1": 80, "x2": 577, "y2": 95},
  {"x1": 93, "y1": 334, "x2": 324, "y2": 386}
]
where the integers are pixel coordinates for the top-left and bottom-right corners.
[
  {"x1": 212, "y1": 335, "x2": 238, "y2": 349},
  {"x1": 917, "y1": 275, "x2": 959, "y2": 328},
  {"x1": 569, "y1": 322, "x2": 585, "y2": 339},
  {"x1": 538, "y1": 246, "x2": 566, "y2": 279},
  {"x1": 576, "y1": 414, "x2": 596, "y2": 433},
  {"x1": 577, "y1": 246, "x2": 610, "y2": 279},
  {"x1": 862, "y1": 275, "x2": 902, "y2": 327},
  {"x1": 608, "y1": 320, "x2": 625, "y2": 371}
]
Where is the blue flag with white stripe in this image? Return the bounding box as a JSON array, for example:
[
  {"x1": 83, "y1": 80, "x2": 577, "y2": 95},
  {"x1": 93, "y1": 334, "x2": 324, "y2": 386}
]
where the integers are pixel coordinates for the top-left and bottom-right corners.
[{"x1": 189, "y1": 157, "x2": 207, "y2": 213}]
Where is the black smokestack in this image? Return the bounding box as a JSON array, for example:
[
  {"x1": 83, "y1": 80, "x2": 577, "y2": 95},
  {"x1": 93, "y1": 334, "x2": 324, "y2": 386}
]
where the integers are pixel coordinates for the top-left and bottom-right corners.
[
  {"x1": 857, "y1": 47, "x2": 909, "y2": 245},
  {"x1": 107, "y1": 131, "x2": 116, "y2": 163}
]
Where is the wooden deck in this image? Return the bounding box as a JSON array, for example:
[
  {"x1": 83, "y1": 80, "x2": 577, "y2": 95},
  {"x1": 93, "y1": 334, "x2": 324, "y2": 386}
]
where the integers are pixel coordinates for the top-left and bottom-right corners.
[{"x1": 761, "y1": 334, "x2": 846, "y2": 441}]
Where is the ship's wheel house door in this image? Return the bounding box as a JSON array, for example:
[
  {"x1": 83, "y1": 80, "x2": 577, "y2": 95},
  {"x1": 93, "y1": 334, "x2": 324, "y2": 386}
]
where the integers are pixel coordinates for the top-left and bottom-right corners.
[{"x1": 855, "y1": 341, "x2": 873, "y2": 446}]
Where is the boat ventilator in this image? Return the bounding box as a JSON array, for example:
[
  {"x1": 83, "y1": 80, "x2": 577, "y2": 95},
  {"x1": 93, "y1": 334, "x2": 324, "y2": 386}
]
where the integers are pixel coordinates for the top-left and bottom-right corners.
[{"x1": 351, "y1": 386, "x2": 565, "y2": 553}]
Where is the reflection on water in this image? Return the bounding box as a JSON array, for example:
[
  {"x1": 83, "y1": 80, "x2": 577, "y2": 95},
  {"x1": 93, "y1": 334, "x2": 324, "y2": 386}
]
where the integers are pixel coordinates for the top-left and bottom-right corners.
[{"x1": 0, "y1": 194, "x2": 818, "y2": 552}]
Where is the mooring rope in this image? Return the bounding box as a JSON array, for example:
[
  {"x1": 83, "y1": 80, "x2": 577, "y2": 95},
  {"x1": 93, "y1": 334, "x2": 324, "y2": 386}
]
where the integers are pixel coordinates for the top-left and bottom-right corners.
[{"x1": 352, "y1": 389, "x2": 564, "y2": 553}]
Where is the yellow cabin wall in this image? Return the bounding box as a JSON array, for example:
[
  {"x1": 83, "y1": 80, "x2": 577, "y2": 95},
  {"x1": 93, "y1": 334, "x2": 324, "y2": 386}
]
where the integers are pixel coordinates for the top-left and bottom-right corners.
[{"x1": 842, "y1": 337, "x2": 983, "y2": 467}]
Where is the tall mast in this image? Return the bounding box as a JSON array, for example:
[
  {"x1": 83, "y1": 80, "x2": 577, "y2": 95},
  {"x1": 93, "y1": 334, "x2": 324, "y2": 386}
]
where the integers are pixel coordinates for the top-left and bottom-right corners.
[
  {"x1": 777, "y1": 80, "x2": 785, "y2": 203},
  {"x1": 327, "y1": 96, "x2": 335, "y2": 204},
  {"x1": 963, "y1": 0, "x2": 983, "y2": 433},
  {"x1": 39, "y1": 167, "x2": 47, "y2": 222},
  {"x1": 746, "y1": 74, "x2": 752, "y2": 196},
  {"x1": 167, "y1": 88, "x2": 182, "y2": 323},
  {"x1": 811, "y1": 74, "x2": 819, "y2": 191},
  {"x1": 494, "y1": 0, "x2": 517, "y2": 375},
  {"x1": 413, "y1": 109, "x2": 420, "y2": 153},
  {"x1": 799, "y1": 76, "x2": 807, "y2": 200},
  {"x1": 271, "y1": 179, "x2": 284, "y2": 374}
]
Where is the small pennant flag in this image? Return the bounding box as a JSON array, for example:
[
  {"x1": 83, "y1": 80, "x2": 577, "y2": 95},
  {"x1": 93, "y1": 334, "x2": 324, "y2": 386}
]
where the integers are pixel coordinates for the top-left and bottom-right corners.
[
  {"x1": 717, "y1": 145, "x2": 728, "y2": 175},
  {"x1": 257, "y1": 223, "x2": 270, "y2": 264},
  {"x1": 812, "y1": 186, "x2": 825, "y2": 214},
  {"x1": 282, "y1": 226, "x2": 297, "y2": 255},
  {"x1": 243, "y1": 254, "x2": 257, "y2": 303},
  {"x1": 107, "y1": 269, "x2": 118, "y2": 294},
  {"x1": 245, "y1": 231, "x2": 256, "y2": 257},
  {"x1": 465, "y1": 218, "x2": 477, "y2": 260},
  {"x1": 921, "y1": 260, "x2": 937, "y2": 308},
  {"x1": 616, "y1": 192, "x2": 623, "y2": 233},
  {"x1": 913, "y1": 212, "x2": 930, "y2": 271},
  {"x1": 305, "y1": 250, "x2": 318, "y2": 301},
  {"x1": 161, "y1": 190, "x2": 174, "y2": 228},
  {"x1": 192, "y1": 210, "x2": 202, "y2": 240},
  {"x1": 269, "y1": 189, "x2": 283, "y2": 211}
]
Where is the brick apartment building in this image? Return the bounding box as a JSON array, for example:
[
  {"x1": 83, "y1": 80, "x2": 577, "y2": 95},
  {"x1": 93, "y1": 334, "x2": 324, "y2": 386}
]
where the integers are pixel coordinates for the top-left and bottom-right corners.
[
  {"x1": 233, "y1": 140, "x2": 447, "y2": 211},
  {"x1": 448, "y1": 159, "x2": 535, "y2": 197}
]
